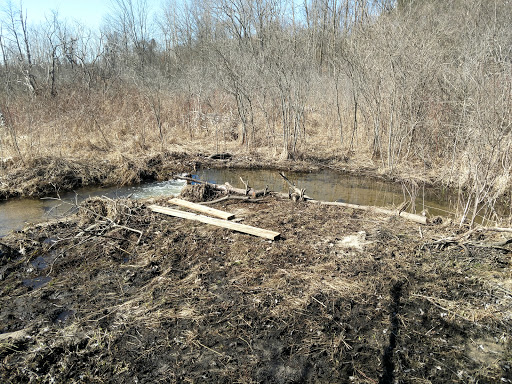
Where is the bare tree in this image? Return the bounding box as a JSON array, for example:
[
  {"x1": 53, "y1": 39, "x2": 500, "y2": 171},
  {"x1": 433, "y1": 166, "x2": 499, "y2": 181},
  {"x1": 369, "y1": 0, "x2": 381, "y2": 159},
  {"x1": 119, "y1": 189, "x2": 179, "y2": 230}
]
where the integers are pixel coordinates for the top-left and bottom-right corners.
[
  {"x1": 106, "y1": 0, "x2": 153, "y2": 70},
  {"x1": 3, "y1": 0, "x2": 38, "y2": 94}
]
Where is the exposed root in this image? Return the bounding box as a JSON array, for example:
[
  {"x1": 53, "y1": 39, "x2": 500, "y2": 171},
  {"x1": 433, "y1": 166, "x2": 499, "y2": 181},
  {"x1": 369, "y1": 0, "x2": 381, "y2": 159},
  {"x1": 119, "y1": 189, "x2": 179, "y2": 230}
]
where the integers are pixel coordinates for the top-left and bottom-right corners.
[{"x1": 179, "y1": 183, "x2": 221, "y2": 202}]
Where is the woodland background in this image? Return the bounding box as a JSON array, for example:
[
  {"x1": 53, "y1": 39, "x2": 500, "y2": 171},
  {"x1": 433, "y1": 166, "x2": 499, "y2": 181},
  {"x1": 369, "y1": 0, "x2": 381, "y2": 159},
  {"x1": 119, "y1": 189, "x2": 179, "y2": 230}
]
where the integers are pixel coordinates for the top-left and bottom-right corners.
[{"x1": 0, "y1": 0, "x2": 511, "y2": 220}]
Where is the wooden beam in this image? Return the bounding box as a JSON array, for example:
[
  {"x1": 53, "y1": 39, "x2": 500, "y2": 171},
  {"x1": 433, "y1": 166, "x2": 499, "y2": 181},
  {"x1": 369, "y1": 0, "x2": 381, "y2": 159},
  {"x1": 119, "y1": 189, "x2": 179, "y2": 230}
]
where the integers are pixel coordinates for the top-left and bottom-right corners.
[
  {"x1": 148, "y1": 205, "x2": 280, "y2": 240},
  {"x1": 168, "y1": 198, "x2": 235, "y2": 220}
]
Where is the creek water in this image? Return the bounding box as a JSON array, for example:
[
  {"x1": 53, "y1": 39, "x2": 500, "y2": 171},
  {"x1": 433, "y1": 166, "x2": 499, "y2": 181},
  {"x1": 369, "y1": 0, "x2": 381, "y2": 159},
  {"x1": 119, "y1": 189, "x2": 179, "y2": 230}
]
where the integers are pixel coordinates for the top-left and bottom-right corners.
[
  {"x1": 0, "y1": 179, "x2": 188, "y2": 237},
  {"x1": 196, "y1": 168, "x2": 454, "y2": 215},
  {"x1": 0, "y1": 169, "x2": 456, "y2": 237}
]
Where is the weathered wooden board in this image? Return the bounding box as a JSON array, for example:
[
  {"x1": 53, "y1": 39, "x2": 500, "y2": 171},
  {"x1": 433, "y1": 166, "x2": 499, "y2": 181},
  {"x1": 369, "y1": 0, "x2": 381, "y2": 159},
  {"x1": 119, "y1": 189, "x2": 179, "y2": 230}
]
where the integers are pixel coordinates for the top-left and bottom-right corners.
[
  {"x1": 148, "y1": 205, "x2": 280, "y2": 240},
  {"x1": 168, "y1": 198, "x2": 235, "y2": 220}
]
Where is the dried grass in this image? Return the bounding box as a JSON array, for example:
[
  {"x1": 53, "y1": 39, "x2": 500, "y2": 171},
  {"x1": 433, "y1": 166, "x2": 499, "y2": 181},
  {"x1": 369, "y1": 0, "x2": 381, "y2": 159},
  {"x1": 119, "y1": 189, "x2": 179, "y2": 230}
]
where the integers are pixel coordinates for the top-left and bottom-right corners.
[{"x1": 1, "y1": 195, "x2": 511, "y2": 383}]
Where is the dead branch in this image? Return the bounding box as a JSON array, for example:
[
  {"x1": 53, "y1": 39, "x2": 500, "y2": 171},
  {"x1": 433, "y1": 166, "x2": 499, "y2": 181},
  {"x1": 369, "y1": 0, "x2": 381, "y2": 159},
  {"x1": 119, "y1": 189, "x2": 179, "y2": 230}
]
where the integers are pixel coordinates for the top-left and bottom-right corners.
[
  {"x1": 279, "y1": 172, "x2": 310, "y2": 201},
  {"x1": 173, "y1": 175, "x2": 268, "y2": 197},
  {"x1": 199, "y1": 195, "x2": 265, "y2": 205},
  {"x1": 240, "y1": 176, "x2": 250, "y2": 194}
]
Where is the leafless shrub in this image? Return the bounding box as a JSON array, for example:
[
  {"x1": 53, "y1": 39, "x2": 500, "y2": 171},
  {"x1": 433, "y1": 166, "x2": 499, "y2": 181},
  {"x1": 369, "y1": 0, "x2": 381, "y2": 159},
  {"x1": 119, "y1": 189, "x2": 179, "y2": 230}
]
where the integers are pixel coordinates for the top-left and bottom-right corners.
[{"x1": 1, "y1": 0, "x2": 511, "y2": 223}]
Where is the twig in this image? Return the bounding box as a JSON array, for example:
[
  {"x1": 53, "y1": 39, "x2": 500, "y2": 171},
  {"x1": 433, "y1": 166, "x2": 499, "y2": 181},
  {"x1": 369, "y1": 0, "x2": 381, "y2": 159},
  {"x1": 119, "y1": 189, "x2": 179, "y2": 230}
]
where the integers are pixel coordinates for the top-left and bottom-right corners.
[
  {"x1": 311, "y1": 296, "x2": 327, "y2": 308},
  {"x1": 238, "y1": 336, "x2": 253, "y2": 352},
  {"x1": 110, "y1": 223, "x2": 143, "y2": 244},
  {"x1": 354, "y1": 368, "x2": 377, "y2": 384},
  {"x1": 193, "y1": 340, "x2": 224, "y2": 357},
  {"x1": 411, "y1": 293, "x2": 478, "y2": 323},
  {"x1": 199, "y1": 195, "x2": 265, "y2": 205}
]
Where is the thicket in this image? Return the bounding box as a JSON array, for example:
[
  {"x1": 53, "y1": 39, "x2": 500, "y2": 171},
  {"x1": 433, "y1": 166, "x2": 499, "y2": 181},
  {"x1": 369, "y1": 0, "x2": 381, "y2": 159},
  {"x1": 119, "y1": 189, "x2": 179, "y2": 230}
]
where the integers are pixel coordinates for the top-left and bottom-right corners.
[{"x1": 0, "y1": 0, "x2": 511, "y2": 223}]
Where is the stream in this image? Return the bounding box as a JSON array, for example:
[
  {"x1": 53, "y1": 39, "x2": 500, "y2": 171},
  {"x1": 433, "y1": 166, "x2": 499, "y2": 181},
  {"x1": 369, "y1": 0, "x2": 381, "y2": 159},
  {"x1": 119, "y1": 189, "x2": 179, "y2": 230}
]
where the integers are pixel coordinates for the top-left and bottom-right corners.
[{"x1": 0, "y1": 169, "x2": 456, "y2": 237}]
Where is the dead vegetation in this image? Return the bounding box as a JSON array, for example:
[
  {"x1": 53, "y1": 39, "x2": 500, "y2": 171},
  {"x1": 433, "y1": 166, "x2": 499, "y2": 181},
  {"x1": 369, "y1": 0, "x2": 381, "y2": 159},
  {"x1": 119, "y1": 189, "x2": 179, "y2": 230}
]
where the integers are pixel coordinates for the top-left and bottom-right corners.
[
  {"x1": 1, "y1": 0, "x2": 512, "y2": 218},
  {"x1": 0, "y1": 152, "x2": 203, "y2": 199},
  {"x1": 0, "y1": 193, "x2": 510, "y2": 383},
  {"x1": 0, "y1": 156, "x2": 112, "y2": 199},
  {"x1": 180, "y1": 184, "x2": 221, "y2": 203}
]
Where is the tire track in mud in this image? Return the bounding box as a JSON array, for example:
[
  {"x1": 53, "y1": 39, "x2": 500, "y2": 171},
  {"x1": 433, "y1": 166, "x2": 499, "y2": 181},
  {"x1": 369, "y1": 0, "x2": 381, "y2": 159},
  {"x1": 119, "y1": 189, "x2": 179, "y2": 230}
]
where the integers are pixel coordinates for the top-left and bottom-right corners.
[{"x1": 379, "y1": 280, "x2": 405, "y2": 384}]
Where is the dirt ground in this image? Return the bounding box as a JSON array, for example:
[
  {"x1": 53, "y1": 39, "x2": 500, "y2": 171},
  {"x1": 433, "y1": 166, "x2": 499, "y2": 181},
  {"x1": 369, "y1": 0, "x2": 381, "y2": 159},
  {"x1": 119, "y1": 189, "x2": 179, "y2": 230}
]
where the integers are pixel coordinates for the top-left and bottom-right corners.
[{"x1": 0, "y1": 177, "x2": 511, "y2": 383}]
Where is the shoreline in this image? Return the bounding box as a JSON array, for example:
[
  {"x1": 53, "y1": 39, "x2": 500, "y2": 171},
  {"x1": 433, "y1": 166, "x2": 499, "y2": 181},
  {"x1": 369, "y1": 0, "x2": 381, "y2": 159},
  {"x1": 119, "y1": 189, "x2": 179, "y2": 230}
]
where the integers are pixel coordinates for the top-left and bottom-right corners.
[{"x1": 0, "y1": 151, "x2": 438, "y2": 200}]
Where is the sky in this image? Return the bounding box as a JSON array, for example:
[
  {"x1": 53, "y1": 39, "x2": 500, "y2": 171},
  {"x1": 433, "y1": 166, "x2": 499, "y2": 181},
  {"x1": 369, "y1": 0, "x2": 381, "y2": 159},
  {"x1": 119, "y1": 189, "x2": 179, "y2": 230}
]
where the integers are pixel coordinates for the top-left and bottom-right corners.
[{"x1": 8, "y1": 0, "x2": 113, "y2": 30}]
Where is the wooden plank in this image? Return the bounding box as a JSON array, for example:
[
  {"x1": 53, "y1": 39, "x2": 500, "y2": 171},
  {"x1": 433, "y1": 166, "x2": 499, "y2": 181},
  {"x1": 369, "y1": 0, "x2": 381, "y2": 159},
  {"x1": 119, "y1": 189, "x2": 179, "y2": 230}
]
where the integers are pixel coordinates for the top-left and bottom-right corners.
[
  {"x1": 148, "y1": 205, "x2": 280, "y2": 240},
  {"x1": 168, "y1": 198, "x2": 235, "y2": 220}
]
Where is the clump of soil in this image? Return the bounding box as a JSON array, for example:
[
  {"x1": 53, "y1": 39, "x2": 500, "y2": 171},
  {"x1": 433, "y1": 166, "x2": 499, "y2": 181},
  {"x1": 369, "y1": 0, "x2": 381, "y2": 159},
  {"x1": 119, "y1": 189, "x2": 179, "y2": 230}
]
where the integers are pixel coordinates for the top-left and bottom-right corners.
[
  {"x1": 0, "y1": 196, "x2": 511, "y2": 383},
  {"x1": 179, "y1": 183, "x2": 220, "y2": 202}
]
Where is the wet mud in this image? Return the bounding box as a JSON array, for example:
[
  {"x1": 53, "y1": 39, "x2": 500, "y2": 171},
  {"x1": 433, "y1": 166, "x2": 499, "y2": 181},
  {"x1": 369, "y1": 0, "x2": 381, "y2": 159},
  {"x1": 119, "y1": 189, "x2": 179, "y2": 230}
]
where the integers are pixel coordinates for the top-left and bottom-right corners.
[{"x1": 0, "y1": 191, "x2": 511, "y2": 383}]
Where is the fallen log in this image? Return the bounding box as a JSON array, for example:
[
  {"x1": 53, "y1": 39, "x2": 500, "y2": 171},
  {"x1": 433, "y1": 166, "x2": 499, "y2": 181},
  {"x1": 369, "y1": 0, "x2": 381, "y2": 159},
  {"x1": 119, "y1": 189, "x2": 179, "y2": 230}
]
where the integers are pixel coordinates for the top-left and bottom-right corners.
[
  {"x1": 148, "y1": 205, "x2": 280, "y2": 240},
  {"x1": 168, "y1": 198, "x2": 235, "y2": 220},
  {"x1": 310, "y1": 200, "x2": 428, "y2": 225},
  {"x1": 174, "y1": 174, "x2": 429, "y2": 225},
  {"x1": 173, "y1": 175, "x2": 268, "y2": 197}
]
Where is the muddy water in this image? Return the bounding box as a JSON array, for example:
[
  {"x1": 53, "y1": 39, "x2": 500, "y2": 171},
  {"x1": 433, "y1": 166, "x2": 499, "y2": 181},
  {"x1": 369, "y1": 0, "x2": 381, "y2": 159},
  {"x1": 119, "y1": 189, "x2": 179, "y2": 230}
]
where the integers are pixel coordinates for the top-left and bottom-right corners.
[
  {"x1": 0, "y1": 169, "x2": 455, "y2": 237},
  {"x1": 198, "y1": 168, "x2": 454, "y2": 216},
  {"x1": 0, "y1": 179, "x2": 187, "y2": 237}
]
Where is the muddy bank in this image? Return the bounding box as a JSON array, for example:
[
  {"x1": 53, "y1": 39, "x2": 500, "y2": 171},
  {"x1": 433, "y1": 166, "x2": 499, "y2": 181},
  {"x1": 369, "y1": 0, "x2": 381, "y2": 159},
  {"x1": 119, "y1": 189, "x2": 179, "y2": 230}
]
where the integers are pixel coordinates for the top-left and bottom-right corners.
[
  {"x1": 0, "y1": 151, "x2": 411, "y2": 200},
  {"x1": 0, "y1": 192, "x2": 511, "y2": 383},
  {"x1": 0, "y1": 153, "x2": 193, "y2": 199}
]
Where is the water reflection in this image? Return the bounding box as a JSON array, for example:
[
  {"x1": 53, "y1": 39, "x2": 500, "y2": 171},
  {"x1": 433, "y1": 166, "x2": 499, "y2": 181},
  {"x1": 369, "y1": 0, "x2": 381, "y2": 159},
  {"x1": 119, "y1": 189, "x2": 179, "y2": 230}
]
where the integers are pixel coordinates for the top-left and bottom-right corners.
[{"x1": 197, "y1": 169, "x2": 451, "y2": 217}]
